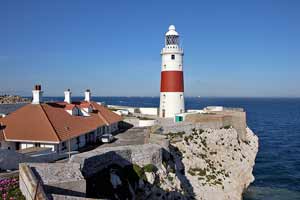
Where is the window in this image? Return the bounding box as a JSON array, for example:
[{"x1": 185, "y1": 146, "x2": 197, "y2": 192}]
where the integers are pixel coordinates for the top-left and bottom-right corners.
[
  {"x1": 162, "y1": 109, "x2": 166, "y2": 118},
  {"x1": 171, "y1": 55, "x2": 175, "y2": 60},
  {"x1": 166, "y1": 35, "x2": 179, "y2": 45},
  {"x1": 76, "y1": 137, "x2": 80, "y2": 145},
  {"x1": 62, "y1": 142, "x2": 66, "y2": 150}
]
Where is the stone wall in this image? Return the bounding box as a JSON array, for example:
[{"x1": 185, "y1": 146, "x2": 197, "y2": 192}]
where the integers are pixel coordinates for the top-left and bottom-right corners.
[
  {"x1": 19, "y1": 164, "x2": 49, "y2": 200},
  {"x1": 0, "y1": 149, "x2": 73, "y2": 170},
  {"x1": 174, "y1": 110, "x2": 248, "y2": 141},
  {"x1": 70, "y1": 143, "x2": 163, "y2": 178},
  {"x1": 0, "y1": 150, "x2": 37, "y2": 170},
  {"x1": 19, "y1": 163, "x2": 86, "y2": 200}
]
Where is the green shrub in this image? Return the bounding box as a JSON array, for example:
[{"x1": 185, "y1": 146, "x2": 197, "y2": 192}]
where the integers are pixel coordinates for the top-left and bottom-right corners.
[
  {"x1": 222, "y1": 125, "x2": 231, "y2": 129},
  {"x1": 188, "y1": 169, "x2": 196, "y2": 176},
  {"x1": 133, "y1": 164, "x2": 143, "y2": 177},
  {"x1": 143, "y1": 164, "x2": 158, "y2": 173},
  {"x1": 167, "y1": 176, "x2": 174, "y2": 182}
]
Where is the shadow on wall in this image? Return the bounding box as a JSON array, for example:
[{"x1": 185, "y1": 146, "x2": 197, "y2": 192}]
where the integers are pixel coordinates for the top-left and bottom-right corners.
[
  {"x1": 169, "y1": 145, "x2": 196, "y2": 199},
  {"x1": 82, "y1": 151, "x2": 195, "y2": 199},
  {"x1": 118, "y1": 121, "x2": 134, "y2": 133},
  {"x1": 30, "y1": 167, "x2": 87, "y2": 199}
]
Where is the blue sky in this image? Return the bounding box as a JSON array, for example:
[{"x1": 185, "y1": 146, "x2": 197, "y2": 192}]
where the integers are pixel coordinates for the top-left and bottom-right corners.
[{"x1": 0, "y1": 0, "x2": 299, "y2": 97}]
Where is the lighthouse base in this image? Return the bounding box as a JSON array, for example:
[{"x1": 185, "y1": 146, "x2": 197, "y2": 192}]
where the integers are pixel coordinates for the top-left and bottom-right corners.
[{"x1": 159, "y1": 92, "x2": 185, "y2": 118}]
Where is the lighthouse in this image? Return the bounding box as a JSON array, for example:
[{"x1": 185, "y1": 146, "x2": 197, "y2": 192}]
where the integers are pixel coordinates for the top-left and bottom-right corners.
[{"x1": 159, "y1": 25, "x2": 185, "y2": 118}]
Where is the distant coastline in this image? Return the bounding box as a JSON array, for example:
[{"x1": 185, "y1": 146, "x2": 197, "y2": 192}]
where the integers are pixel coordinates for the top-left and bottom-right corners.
[{"x1": 0, "y1": 95, "x2": 30, "y2": 105}]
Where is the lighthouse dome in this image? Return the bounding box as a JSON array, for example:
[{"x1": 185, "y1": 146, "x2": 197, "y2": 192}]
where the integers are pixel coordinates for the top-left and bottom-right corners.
[
  {"x1": 169, "y1": 25, "x2": 175, "y2": 30},
  {"x1": 166, "y1": 25, "x2": 179, "y2": 36}
]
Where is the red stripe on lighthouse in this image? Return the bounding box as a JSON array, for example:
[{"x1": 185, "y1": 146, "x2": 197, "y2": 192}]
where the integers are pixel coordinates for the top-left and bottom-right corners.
[{"x1": 160, "y1": 71, "x2": 184, "y2": 92}]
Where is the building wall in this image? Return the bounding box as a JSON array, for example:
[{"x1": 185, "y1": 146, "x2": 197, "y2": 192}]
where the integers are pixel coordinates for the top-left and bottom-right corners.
[
  {"x1": 160, "y1": 92, "x2": 185, "y2": 118},
  {"x1": 2, "y1": 122, "x2": 120, "y2": 154},
  {"x1": 139, "y1": 107, "x2": 158, "y2": 116},
  {"x1": 160, "y1": 46, "x2": 185, "y2": 118},
  {"x1": 18, "y1": 142, "x2": 56, "y2": 151},
  {"x1": 0, "y1": 141, "x2": 16, "y2": 150},
  {"x1": 20, "y1": 143, "x2": 34, "y2": 150},
  {"x1": 58, "y1": 122, "x2": 120, "y2": 153},
  {"x1": 139, "y1": 119, "x2": 157, "y2": 127},
  {"x1": 161, "y1": 48, "x2": 183, "y2": 71}
]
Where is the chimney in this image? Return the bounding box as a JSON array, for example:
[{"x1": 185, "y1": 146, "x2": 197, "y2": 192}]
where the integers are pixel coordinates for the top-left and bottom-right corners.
[
  {"x1": 32, "y1": 84, "x2": 43, "y2": 104},
  {"x1": 84, "y1": 89, "x2": 91, "y2": 102},
  {"x1": 64, "y1": 89, "x2": 72, "y2": 104}
]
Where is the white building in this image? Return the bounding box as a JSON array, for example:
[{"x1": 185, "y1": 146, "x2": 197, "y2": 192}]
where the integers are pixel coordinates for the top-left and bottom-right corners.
[
  {"x1": 159, "y1": 25, "x2": 185, "y2": 118},
  {"x1": 0, "y1": 85, "x2": 123, "y2": 153}
]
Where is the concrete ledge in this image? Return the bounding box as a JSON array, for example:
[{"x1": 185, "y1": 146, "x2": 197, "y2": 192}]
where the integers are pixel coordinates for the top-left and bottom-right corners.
[
  {"x1": 70, "y1": 144, "x2": 163, "y2": 178},
  {"x1": 19, "y1": 163, "x2": 48, "y2": 200}
]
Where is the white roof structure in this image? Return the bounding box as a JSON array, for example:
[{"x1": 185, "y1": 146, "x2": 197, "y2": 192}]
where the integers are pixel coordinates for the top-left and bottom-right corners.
[{"x1": 166, "y1": 25, "x2": 179, "y2": 36}]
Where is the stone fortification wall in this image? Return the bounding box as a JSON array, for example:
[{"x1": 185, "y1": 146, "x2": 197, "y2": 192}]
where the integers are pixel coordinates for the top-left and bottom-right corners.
[
  {"x1": 19, "y1": 163, "x2": 86, "y2": 200},
  {"x1": 70, "y1": 143, "x2": 163, "y2": 178},
  {"x1": 157, "y1": 117, "x2": 223, "y2": 135},
  {"x1": 0, "y1": 150, "x2": 37, "y2": 170},
  {"x1": 123, "y1": 117, "x2": 139, "y2": 127},
  {"x1": 185, "y1": 110, "x2": 247, "y2": 141},
  {"x1": 0, "y1": 149, "x2": 72, "y2": 170},
  {"x1": 160, "y1": 110, "x2": 248, "y2": 142}
]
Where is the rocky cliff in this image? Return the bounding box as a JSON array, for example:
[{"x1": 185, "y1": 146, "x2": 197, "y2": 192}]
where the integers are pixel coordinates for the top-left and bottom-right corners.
[
  {"x1": 168, "y1": 127, "x2": 259, "y2": 200},
  {"x1": 77, "y1": 127, "x2": 258, "y2": 200},
  {"x1": 19, "y1": 127, "x2": 258, "y2": 200},
  {"x1": 130, "y1": 126, "x2": 259, "y2": 200},
  {"x1": 0, "y1": 95, "x2": 30, "y2": 104}
]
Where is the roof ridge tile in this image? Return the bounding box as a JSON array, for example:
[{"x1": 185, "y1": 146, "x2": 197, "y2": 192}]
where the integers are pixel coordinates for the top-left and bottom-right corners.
[{"x1": 40, "y1": 104, "x2": 61, "y2": 142}]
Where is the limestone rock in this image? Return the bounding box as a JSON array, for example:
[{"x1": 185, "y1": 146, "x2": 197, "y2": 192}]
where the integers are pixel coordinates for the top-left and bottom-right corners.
[
  {"x1": 170, "y1": 127, "x2": 258, "y2": 200},
  {"x1": 145, "y1": 172, "x2": 155, "y2": 184}
]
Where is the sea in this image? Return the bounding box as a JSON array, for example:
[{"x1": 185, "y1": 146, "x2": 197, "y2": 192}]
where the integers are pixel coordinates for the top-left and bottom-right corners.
[{"x1": 1, "y1": 97, "x2": 300, "y2": 200}]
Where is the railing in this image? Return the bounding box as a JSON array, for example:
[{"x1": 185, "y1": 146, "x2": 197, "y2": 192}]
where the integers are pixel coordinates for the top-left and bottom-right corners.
[{"x1": 161, "y1": 47, "x2": 184, "y2": 54}]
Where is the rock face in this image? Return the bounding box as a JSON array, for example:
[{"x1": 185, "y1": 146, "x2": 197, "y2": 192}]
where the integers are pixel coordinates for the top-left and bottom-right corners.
[
  {"x1": 168, "y1": 127, "x2": 259, "y2": 200},
  {"x1": 0, "y1": 95, "x2": 30, "y2": 104},
  {"x1": 83, "y1": 127, "x2": 258, "y2": 200},
  {"x1": 19, "y1": 127, "x2": 258, "y2": 200}
]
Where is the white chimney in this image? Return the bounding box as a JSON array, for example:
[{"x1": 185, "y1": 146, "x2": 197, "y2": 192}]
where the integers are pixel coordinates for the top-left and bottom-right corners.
[
  {"x1": 32, "y1": 85, "x2": 43, "y2": 104},
  {"x1": 84, "y1": 89, "x2": 91, "y2": 102},
  {"x1": 64, "y1": 89, "x2": 72, "y2": 104}
]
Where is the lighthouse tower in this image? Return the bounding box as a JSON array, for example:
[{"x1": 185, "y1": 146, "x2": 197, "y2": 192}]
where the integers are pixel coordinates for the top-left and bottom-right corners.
[{"x1": 159, "y1": 25, "x2": 185, "y2": 118}]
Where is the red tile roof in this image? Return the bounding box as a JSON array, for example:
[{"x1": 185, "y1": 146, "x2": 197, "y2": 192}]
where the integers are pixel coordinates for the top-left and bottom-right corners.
[
  {"x1": 0, "y1": 132, "x2": 4, "y2": 141},
  {"x1": 0, "y1": 124, "x2": 4, "y2": 141},
  {"x1": 0, "y1": 101, "x2": 122, "y2": 143},
  {"x1": 79, "y1": 101, "x2": 92, "y2": 108},
  {"x1": 64, "y1": 104, "x2": 76, "y2": 110}
]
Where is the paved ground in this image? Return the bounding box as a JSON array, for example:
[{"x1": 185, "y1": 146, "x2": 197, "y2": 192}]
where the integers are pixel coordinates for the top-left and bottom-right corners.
[
  {"x1": 100, "y1": 127, "x2": 149, "y2": 148},
  {"x1": 55, "y1": 127, "x2": 149, "y2": 163}
]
